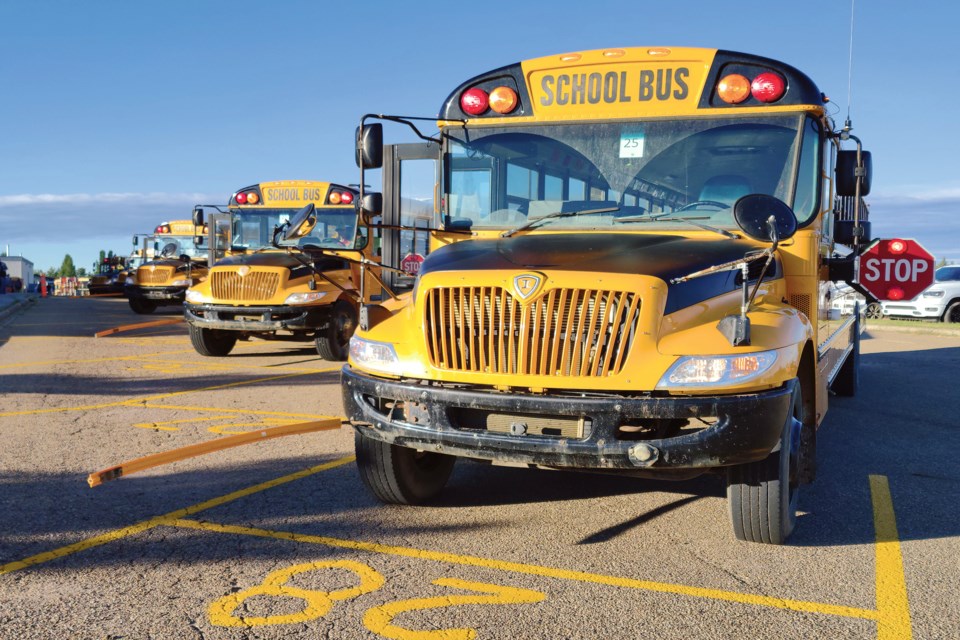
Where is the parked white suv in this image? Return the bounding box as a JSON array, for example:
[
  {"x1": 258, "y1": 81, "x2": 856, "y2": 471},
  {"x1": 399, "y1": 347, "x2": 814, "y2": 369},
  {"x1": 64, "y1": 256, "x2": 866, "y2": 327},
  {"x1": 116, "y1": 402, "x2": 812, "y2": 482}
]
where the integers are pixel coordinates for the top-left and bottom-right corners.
[{"x1": 882, "y1": 265, "x2": 960, "y2": 322}]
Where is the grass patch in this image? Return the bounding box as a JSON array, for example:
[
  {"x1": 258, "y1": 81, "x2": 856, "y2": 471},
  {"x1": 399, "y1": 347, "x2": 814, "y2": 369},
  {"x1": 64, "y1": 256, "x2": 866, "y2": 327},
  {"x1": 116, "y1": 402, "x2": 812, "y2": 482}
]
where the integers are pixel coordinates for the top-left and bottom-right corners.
[{"x1": 865, "y1": 316, "x2": 960, "y2": 335}]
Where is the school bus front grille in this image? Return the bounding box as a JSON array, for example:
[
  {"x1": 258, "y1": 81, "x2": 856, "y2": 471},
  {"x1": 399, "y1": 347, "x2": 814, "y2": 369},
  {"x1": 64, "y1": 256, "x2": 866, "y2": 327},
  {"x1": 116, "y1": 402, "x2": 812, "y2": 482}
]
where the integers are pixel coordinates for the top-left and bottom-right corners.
[
  {"x1": 211, "y1": 271, "x2": 280, "y2": 301},
  {"x1": 136, "y1": 266, "x2": 176, "y2": 285},
  {"x1": 424, "y1": 287, "x2": 640, "y2": 377}
]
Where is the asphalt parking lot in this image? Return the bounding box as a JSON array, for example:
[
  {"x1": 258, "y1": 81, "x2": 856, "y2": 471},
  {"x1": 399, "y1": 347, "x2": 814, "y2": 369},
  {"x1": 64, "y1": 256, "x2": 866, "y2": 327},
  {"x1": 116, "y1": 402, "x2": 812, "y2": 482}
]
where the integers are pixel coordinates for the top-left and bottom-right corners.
[{"x1": 1, "y1": 296, "x2": 957, "y2": 639}]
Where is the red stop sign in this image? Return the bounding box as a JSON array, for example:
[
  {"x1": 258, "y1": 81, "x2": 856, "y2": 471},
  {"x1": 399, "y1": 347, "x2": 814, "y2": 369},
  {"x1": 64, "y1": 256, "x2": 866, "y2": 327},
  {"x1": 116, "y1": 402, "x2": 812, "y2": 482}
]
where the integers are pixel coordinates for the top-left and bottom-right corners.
[
  {"x1": 400, "y1": 253, "x2": 425, "y2": 276},
  {"x1": 858, "y1": 238, "x2": 935, "y2": 301}
]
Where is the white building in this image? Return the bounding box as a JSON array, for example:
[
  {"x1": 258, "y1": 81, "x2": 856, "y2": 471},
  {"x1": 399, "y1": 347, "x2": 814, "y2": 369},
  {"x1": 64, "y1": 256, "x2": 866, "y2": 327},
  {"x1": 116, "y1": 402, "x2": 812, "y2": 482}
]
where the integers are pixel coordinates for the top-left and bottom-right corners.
[{"x1": 2, "y1": 256, "x2": 34, "y2": 288}]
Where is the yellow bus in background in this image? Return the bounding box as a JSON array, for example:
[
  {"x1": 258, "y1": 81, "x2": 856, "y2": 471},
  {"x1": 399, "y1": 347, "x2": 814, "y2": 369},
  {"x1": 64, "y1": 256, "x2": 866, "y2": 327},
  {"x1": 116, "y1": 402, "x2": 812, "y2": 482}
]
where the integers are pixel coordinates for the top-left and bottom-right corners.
[
  {"x1": 185, "y1": 180, "x2": 377, "y2": 359},
  {"x1": 344, "y1": 47, "x2": 876, "y2": 544},
  {"x1": 124, "y1": 220, "x2": 208, "y2": 314}
]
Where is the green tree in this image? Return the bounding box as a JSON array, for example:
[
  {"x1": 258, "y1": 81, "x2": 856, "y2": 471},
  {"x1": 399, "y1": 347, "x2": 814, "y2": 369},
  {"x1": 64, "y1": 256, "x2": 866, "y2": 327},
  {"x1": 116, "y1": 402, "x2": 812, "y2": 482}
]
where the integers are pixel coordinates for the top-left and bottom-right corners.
[
  {"x1": 935, "y1": 257, "x2": 953, "y2": 269},
  {"x1": 45, "y1": 266, "x2": 60, "y2": 278},
  {"x1": 77, "y1": 267, "x2": 87, "y2": 277},
  {"x1": 59, "y1": 254, "x2": 77, "y2": 277}
]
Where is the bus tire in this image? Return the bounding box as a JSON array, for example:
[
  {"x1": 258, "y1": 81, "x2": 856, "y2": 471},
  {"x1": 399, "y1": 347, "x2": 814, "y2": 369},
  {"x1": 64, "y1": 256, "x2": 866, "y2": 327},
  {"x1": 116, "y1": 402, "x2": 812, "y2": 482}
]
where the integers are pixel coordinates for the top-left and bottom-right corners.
[
  {"x1": 188, "y1": 324, "x2": 237, "y2": 357},
  {"x1": 727, "y1": 380, "x2": 803, "y2": 544},
  {"x1": 354, "y1": 431, "x2": 455, "y2": 505},
  {"x1": 315, "y1": 301, "x2": 357, "y2": 361},
  {"x1": 128, "y1": 299, "x2": 157, "y2": 315}
]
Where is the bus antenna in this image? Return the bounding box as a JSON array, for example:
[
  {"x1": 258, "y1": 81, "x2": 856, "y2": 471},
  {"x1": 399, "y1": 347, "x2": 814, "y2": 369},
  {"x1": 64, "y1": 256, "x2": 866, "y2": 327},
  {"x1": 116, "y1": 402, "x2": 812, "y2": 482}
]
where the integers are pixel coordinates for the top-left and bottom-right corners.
[{"x1": 843, "y1": 0, "x2": 857, "y2": 133}]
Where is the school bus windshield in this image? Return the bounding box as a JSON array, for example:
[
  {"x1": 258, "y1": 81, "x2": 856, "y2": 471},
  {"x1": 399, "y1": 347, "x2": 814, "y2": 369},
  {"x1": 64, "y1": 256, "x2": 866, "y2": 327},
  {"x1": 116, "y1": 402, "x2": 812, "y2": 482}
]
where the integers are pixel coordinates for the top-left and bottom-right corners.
[
  {"x1": 229, "y1": 207, "x2": 359, "y2": 251},
  {"x1": 155, "y1": 235, "x2": 206, "y2": 259},
  {"x1": 444, "y1": 114, "x2": 820, "y2": 232}
]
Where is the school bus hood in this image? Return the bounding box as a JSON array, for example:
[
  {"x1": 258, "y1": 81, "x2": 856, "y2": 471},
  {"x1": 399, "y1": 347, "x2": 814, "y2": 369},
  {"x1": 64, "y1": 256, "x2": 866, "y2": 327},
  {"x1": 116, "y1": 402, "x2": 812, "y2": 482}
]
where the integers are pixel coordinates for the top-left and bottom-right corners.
[{"x1": 419, "y1": 233, "x2": 763, "y2": 314}]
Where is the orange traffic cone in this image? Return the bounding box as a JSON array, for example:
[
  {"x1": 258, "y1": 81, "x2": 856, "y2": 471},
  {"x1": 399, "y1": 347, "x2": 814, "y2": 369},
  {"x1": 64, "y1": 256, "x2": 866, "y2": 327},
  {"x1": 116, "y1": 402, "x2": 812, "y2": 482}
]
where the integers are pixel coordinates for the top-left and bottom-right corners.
[{"x1": 39, "y1": 273, "x2": 47, "y2": 298}]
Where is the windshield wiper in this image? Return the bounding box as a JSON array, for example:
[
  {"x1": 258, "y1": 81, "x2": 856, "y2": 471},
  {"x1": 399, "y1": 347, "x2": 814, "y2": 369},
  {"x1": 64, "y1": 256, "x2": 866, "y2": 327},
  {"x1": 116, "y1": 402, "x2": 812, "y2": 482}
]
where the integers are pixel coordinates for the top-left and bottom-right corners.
[
  {"x1": 501, "y1": 205, "x2": 620, "y2": 238},
  {"x1": 614, "y1": 214, "x2": 740, "y2": 239}
]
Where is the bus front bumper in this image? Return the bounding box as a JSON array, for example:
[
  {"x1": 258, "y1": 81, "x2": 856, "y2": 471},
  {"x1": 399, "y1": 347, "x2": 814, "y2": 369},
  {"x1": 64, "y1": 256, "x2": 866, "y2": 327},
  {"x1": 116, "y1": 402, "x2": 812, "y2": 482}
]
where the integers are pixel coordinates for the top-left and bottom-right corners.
[
  {"x1": 126, "y1": 285, "x2": 187, "y2": 304},
  {"x1": 185, "y1": 302, "x2": 330, "y2": 332},
  {"x1": 342, "y1": 366, "x2": 795, "y2": 472}
]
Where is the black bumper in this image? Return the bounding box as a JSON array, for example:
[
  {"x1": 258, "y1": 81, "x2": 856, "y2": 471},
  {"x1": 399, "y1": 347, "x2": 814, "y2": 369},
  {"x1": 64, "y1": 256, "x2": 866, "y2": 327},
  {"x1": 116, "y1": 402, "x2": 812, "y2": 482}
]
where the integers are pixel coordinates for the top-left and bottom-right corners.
[
  {"x1": 126, "y1": 285, "x2": 186, "y2": 304},
  {"x1": 184, "y1": 302, "x2": 331, "y2": 332},
  {"x1": 88, "y1": 283, "x2": 125, "y2": 295},
  {"x1": 341, "y1": 366, "x2": 795, "y2": 472}
]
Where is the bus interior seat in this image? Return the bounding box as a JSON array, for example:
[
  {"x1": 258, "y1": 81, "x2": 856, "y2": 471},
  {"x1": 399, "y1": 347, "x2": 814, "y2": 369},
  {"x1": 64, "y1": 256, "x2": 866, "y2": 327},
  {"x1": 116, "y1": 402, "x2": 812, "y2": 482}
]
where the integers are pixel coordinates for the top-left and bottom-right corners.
[{"x1": 697, "y1": 175, "x2": 752, "y2": 223}]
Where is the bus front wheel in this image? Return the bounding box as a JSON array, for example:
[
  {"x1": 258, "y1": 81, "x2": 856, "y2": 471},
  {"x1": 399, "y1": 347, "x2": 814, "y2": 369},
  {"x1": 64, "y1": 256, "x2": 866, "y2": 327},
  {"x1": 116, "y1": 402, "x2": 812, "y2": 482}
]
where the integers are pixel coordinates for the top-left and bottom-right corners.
[
  {"x1": 188, "y1": 324, "x2": 237, "y2": 357},
  {"x1": 726, "y1": 380, "x2": 803, "y2": 544},
  {"x1": 315, "y1": 301, "x2": 357, "y2": 361},
  {"x1": 128, "y1": 299, "x2": 157, "y2": 314},
  {"x1": 355, "y1": 431, "x2": 455, "y2": 505}
]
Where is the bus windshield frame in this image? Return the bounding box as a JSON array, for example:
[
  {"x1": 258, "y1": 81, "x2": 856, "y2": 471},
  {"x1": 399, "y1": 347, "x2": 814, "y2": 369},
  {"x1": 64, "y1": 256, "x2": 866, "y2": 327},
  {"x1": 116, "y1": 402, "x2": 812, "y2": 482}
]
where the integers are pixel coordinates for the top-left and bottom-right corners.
[
  {"x1": 441, "y1": 113, "x2": 820, "y2": 233},
  {"x1": 228, "y1": 206, "x2": 360, "y2": 251}
]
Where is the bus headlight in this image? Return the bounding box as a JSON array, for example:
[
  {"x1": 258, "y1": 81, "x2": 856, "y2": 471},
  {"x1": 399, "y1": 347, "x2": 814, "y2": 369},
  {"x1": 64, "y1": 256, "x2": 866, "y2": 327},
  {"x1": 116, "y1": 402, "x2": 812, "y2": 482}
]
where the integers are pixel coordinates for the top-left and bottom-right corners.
[
  {"x1": 171, "y1": 279, "x2": 191, "y2": 287},
  {"x1": 285, "y1": 291, "x2": 328, "y2": 305},
  {"x1": 922, "y1": 289, "x2": 945, "y2": 298},
  {"x1": 656, "y1": 351, "x2": 778, "y2": 389},
  {"x1": 349, "y1": 337, "x2": 400, "y2": 374},
  {"x1": 185, "y1": 289, "x2": 208, "y2": 304}
]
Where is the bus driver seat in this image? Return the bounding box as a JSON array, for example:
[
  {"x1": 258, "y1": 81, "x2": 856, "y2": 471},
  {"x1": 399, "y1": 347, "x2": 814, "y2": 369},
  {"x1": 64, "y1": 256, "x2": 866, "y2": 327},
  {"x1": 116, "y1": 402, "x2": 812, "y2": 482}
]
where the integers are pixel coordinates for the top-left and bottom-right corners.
[{"x1": 697, "y1": 174, "x2": 752, "y2": 224}]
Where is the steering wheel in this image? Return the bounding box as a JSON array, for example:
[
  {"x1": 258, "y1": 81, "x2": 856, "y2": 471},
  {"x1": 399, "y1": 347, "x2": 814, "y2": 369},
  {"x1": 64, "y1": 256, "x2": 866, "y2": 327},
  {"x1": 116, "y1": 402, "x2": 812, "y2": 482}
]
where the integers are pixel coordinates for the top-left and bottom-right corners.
[{"x1": 677, "y1": 200, "x2": 729, "y2": 212}]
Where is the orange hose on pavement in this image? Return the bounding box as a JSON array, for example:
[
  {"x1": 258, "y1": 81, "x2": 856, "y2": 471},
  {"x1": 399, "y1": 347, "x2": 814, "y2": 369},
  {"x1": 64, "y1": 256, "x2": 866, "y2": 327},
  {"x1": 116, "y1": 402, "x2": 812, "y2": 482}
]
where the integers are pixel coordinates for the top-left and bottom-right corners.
[
  {"x1": 94, "y1": 317, "x2": 185, "y2": 337},
  {"x1": 88, "y1": 419, "x2": 344, "y2": 487}
]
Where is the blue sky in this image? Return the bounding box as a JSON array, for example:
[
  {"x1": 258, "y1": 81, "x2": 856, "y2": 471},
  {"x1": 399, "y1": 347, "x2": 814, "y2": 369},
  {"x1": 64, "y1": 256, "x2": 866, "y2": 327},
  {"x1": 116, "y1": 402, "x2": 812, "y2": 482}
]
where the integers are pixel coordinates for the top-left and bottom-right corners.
[{"x1": 2, "y1": 0, "x2": 958, "y2": 272}]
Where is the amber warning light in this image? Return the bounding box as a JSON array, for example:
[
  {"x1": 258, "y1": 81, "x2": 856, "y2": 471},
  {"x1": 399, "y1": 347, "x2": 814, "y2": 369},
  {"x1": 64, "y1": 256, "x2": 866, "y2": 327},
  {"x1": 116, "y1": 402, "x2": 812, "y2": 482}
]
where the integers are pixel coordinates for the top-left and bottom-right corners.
[
  {"x1": 460, "y1": 85, "x2": 519, "y2": 116},
  {"x1": 717, "y1": 71, "x2": 786, "y2": 104}
]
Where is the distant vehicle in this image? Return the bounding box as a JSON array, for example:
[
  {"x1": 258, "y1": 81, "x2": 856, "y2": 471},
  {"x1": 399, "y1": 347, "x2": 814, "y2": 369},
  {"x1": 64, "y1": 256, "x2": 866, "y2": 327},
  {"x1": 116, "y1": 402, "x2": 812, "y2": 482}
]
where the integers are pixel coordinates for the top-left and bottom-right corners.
[{"x1": 881, "y1": 265, "x2": 960, "y2": 322}]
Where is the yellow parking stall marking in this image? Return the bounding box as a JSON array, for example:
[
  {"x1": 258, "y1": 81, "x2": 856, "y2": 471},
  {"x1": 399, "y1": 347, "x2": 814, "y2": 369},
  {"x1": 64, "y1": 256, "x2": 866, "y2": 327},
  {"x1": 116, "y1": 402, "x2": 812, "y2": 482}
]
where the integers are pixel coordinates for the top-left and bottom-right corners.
[
  {"x1": 137, "y1": 402, "x2": 332, "y2": 420},
  {"x1": 168, "y1": 518, "x2": 877, "y2": 622},
  {"x1": 133, "y1": 415, "x2": 235, "y2": 432},
  {"x1": 870, "y1": 475, "x2": 913, "y2": 640},
  {"x1": 0, "y1": 368, "x2": 337, "y2": 418},
  {"x1": 0, "y1": 455, "x2": 355, "y2": 576},
  {"x1": 0, "y1": 346, "x2": 200, "y2": 371}
]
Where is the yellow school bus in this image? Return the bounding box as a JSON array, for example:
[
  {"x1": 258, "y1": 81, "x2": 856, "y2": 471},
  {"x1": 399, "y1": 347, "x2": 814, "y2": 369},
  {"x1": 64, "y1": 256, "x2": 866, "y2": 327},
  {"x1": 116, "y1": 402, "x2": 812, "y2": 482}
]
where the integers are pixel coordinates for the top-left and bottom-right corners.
[
  {"x1": 344, "y1": 47, "x2": 876, "y2": 544},
  {"x1": 88, "y1": 255, "x2": 131, "y2": 295},
  {"x1": 184, "y1": 180, "x2": 378, "y2": 359},
  {"x1": 124, "y1": 221, "x2": 208, "y2": 314}
]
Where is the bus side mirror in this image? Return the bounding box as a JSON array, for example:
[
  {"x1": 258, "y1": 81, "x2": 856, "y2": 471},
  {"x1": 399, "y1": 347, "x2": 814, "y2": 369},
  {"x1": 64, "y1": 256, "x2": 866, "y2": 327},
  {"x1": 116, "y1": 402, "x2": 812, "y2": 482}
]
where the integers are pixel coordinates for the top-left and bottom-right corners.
[
  {"x1": 361, "y1": 192, "x2": 383, "y2": 221},
  {"x1": 132, "y1": 235, "x2": 137, "y2": 247},
  {"x1": 733, "y1": 195, "x2": 797, "y2": 245},
  {"x1": 356, "y1": 123, "x2": 383, "y2": 169},
  {"x1": 194, "y1": 235, "x2": 204, "y2": 247},
  {"x1": 836, "y1": 150, "x2": 872, "y2": 197},
  {"x1": 192, "y1": 207, "x2": 204, "y2": 227}
]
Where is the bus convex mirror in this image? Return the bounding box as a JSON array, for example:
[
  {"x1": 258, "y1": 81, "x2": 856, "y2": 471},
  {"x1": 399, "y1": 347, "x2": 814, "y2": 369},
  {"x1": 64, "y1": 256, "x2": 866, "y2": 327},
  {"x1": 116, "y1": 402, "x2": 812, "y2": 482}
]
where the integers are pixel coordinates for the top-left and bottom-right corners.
[
  {"x1": 836, "y1": 150, "x2": 872, "y2": 197},
  {"x1": 361, "y1": 192, "x2": 383, "y2": 220},
  {"x1": 282, "y1": 203, "x2": 316, "y2": 242},
  {"x1": 356, "y1": 123, "x2": 383, "y2": 169},
  {"x1": 733, "y1": 195, "x2": 797, "y2": 244},
  {"x1": 192, "y1": 207, "x2": 204, "y2": 227}
]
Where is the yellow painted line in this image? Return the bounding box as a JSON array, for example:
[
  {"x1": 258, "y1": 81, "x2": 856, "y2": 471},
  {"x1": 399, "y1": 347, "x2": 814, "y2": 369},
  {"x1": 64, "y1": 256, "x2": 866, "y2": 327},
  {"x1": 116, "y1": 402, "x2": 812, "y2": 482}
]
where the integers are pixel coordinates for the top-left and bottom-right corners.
[
  {"x1": 0, "y1": 455, "x2": 355, "y2": 576},
  {"x1": 870, "y1": 475, "x2": 913, "y2": 640},
  {"x1": 125, "y1": 368, "x2": 339, "y2": 403},
  {"x1": 137, "y1": 402, "x2": 333, "y2": 420},
  {"x1": 0, "y1": 347, "x2": 200, "y2": 371},
  {"x1": 132, "y1": 415, "x2": 235, "y2": 432},
  {"x1": 0, "y1": 368, "x2": 337, "y2": 418},
  {"x1": 168, "y1": 518, "x2": 878, "y2": 621}
]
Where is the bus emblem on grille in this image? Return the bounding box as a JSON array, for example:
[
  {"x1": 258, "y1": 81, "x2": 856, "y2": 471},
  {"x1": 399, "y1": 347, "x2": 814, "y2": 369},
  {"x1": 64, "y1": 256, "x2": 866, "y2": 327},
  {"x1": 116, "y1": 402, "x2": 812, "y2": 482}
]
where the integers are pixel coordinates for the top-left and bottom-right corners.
[
  {"x1": 237, "y1": 266, "x2": 251, "y2": 277},
  {"x1": 514, "y1": 273, "x2": 543, "y2": 301}
]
